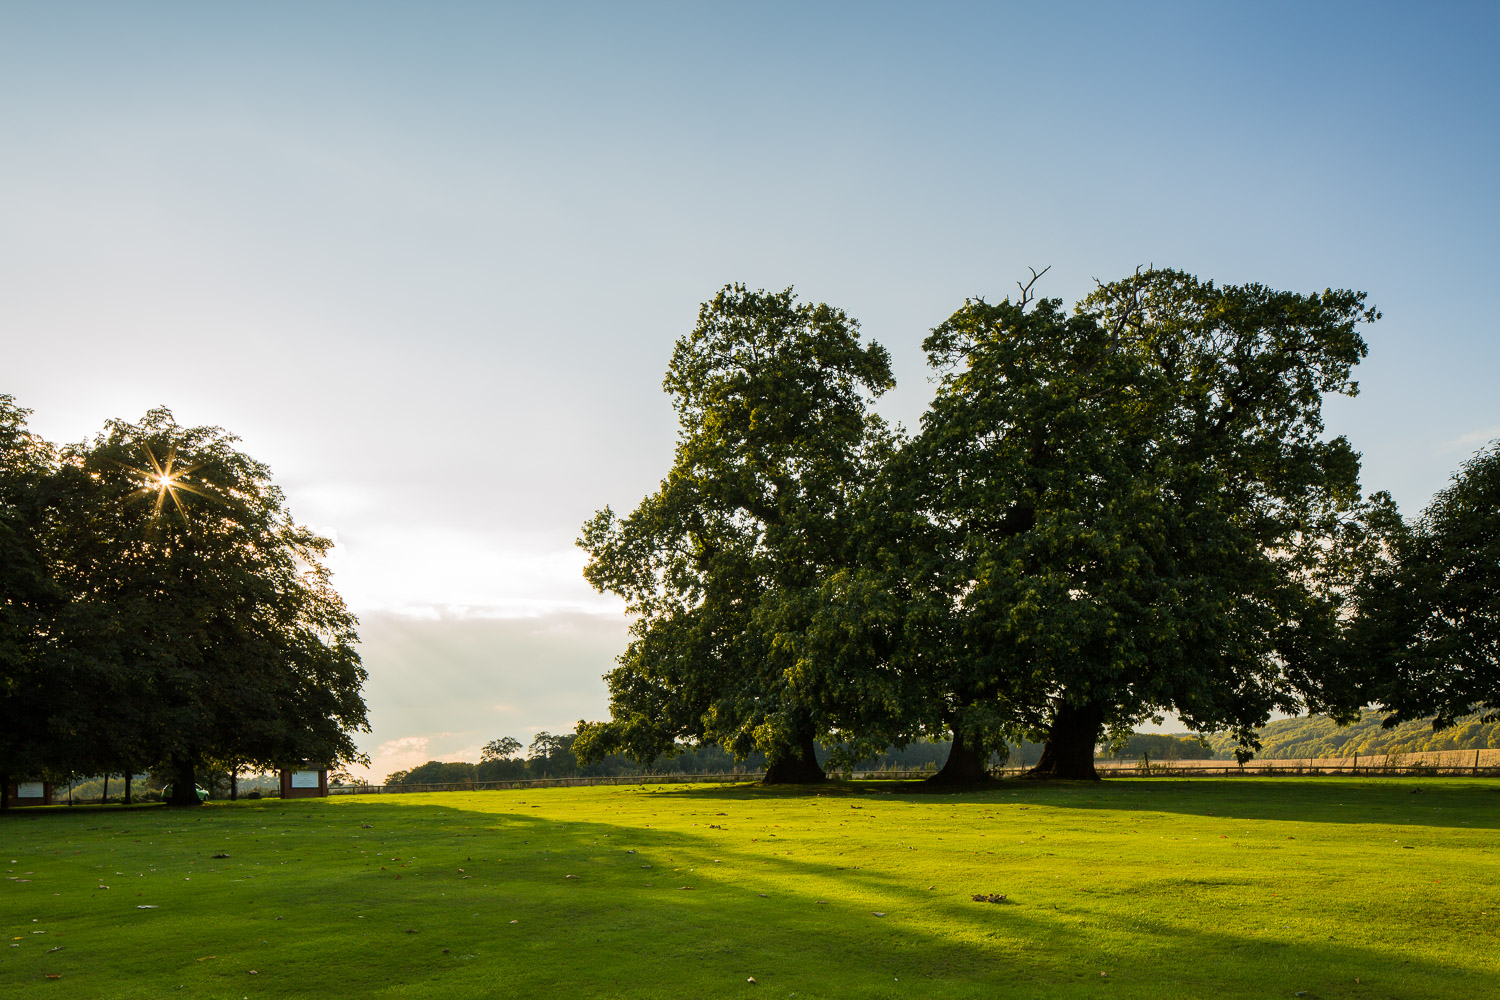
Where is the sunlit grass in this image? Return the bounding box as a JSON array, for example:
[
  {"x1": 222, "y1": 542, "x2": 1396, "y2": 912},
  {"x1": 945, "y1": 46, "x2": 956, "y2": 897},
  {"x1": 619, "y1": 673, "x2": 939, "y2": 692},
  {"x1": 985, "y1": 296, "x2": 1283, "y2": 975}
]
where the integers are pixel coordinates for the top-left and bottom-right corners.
[{"x1": 4, "y1": 779, "x2": 1498, "y2": 998}]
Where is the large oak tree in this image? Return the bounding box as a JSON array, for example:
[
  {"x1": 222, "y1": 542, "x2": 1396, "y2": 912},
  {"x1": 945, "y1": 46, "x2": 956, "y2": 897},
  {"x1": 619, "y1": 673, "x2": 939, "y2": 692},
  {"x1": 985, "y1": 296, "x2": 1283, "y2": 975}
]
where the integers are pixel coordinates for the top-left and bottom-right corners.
[
  {"x1": 910, "y1": 269, "x2": 1384, "y2": 779},
  {"x1": 576, "y1": 285, "x2": 893, "y2": 782},
  {"x1": 53, "y1": 408, "x2": 369, "y2": 805}
]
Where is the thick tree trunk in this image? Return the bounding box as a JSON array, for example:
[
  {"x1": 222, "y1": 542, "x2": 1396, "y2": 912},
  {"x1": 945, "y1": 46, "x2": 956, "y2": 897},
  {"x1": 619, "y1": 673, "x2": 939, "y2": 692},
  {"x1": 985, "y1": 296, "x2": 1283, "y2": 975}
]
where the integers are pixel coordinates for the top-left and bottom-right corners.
[
  {"x1": 124, "y1": 772, "x2": 132, "y2": 806},
  {"x1": 167, "y1": 754, "x2": 202, "y2": 807},
  {"x1": 230, "y1": 769, "x2": 238, "y2": 802},
  {"x1": 102, "y1": 774, "x2": 109, "y2": 804},
  {"x1": 1026, "y1": 701, "x2": 1106, "y2": 780},
  {"x1": 762, "y1": 723, "x2": 825, "y2": 784},
  {"x1": 928, "y1": 728, "x2": 993, "y2": 785}
]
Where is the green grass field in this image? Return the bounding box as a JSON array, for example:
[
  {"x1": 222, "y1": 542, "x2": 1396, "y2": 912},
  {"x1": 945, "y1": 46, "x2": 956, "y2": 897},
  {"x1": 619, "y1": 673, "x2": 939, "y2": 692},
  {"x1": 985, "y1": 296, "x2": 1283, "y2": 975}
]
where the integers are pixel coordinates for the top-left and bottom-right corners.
[{"x1": 4, "y1": 779, "x2": 1498, "y2": 999}]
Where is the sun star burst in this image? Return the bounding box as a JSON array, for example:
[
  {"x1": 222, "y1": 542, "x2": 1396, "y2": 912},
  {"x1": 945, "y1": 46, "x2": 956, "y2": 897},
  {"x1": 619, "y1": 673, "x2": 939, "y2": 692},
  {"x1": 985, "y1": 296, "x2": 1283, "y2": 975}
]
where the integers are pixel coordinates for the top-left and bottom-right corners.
[{"x1": 123, "y1": 443, "x2": 210, "y2": 526}]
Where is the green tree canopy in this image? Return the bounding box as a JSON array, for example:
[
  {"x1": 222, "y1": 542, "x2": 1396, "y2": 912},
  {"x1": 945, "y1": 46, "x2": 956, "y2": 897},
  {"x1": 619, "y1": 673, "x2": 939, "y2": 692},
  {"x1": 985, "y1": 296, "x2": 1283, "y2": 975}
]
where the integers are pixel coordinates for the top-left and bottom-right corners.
[
  {"x1": 0, "y1": 396, "x2": 63, "y2": 803},
  {"x1": 53, "y1": 408, "x2": 369, "y2": 805},
  {"x1": 1352, "y1": 442, "x2": 1500, "y2": 727},
  {"x1": 576, "y1": 285, "x2": 894, "y2": 782},
  {"x1": 481, "y1": 736, "x2": 523, "y2": 762},
  {"x1": 905, "y1": 268, "x2": 1384, "y2": 778}
]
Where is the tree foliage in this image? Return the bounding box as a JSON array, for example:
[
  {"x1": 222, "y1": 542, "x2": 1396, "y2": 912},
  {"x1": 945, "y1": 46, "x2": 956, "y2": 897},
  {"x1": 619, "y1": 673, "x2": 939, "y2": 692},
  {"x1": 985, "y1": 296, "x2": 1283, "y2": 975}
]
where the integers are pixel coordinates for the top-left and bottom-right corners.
[
  {"x1": 0, "y1": 396, "x2": 62, "y2": 800},
  {"x1": 577, "y1": 285, "x2": 894, "y2": 782},
  {"x1": 1352, "y1": 442, "x2": 1500, "y2": 727},
  {"x1": 575, "y1": 271, "x2": 1393, "y2": 783},
  {"x1": 905, "y1": 268, "x2": 1384, "y2": 777},
  {"x1": 0, "y1": 402, "x2": 369, "y2": 806},
  {"x1": 481, "y1": 736, "x2": 523, "y2": 762}
]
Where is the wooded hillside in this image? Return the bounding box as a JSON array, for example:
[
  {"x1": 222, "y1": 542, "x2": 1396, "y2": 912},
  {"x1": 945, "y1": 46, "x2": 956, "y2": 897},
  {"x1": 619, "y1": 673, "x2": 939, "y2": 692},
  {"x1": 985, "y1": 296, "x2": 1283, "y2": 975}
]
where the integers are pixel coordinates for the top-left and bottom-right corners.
[{"x1": 1199, "y1": 715, "x2": 1500, "y2": 760}]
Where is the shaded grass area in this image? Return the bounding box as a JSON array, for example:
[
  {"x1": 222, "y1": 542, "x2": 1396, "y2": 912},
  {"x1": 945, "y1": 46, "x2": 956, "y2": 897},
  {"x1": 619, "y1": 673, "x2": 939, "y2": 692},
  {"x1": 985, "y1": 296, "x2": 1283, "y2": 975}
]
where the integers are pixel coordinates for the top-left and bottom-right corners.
[{"x1": 4, "y1": 779, "x2": 1499, "y2": 998}]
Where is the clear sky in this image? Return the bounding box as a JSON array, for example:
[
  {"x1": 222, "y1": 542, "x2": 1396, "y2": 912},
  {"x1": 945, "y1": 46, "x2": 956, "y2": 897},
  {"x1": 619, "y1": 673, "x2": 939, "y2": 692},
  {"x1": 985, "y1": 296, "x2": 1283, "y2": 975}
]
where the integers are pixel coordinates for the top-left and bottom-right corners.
[{"x1": 4, "y1": 2, "x2": 1496, "y2": 779}]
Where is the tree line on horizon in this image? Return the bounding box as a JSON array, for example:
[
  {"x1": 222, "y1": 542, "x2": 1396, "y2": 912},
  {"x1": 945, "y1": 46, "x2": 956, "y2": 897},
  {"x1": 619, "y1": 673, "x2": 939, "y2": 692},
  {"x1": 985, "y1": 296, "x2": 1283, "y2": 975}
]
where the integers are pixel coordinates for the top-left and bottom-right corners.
[
  {"x1": 0, "y1": 402, "x2": 369, "y2": 808},
  {"x1": 382, "y1": 710, "x2": 1500, "y2": 787},
  {"x1": 572, "y1": 268, "x2": 1500, "y2": 783},
  {"x1": 382, "y1": 731, "x2": 996, "y2": 786}
]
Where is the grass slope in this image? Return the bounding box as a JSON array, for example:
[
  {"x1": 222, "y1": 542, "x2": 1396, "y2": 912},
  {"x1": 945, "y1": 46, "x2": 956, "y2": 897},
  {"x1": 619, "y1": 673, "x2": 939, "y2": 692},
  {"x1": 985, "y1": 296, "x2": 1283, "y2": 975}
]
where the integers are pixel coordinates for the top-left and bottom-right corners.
[{"x1": 3, "y1": 779, "x2": 1498, "y2": 999}]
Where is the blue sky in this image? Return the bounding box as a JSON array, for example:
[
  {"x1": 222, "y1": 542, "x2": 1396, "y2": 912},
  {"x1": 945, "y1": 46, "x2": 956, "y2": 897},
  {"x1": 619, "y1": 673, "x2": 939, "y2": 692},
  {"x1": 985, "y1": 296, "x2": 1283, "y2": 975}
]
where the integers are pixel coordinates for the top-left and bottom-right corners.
[{"x1": 4, "y1": 3, "x2": 1496, "y2": 777}]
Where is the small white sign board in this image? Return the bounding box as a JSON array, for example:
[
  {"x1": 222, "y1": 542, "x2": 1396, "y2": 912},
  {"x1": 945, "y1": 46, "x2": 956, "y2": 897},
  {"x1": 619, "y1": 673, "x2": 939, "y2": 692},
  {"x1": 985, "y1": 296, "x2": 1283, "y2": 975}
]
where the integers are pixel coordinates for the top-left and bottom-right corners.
[
  {"x1": 17, "y1": 782, "x2": 44, "y2": 798},
  {"x1": 290, "y1": 770, "x2": 320, "y2": 789}
]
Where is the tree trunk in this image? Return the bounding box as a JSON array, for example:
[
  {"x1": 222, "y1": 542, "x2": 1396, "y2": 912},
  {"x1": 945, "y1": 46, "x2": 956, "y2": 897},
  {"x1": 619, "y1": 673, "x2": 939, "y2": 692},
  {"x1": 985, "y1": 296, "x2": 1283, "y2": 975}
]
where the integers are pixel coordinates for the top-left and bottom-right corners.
[
  {"x1": 167, "y1": 754, "x2": 202, "y2": 807},
  {"x1": 1027, "y1": 700, "x2": 1106, "y2": 780},
  {"x1": 1, "y1": 769, "x2": 9, "y2": 812},
  {"x1": 230, "y1": 769, "x2": 238, "y2": 801},
  {"x1": 102, "y1": 774, "x2": 109, "y2": 804},
  {"x1": 762, "y1": 722, "x2": 825, "y2": 784},
  {"x1": 124, "y1": 772, "x2": 132, "y2": 806},
  {"x1": 928, "y1": 728, "x2": 993, "y2": 785}
]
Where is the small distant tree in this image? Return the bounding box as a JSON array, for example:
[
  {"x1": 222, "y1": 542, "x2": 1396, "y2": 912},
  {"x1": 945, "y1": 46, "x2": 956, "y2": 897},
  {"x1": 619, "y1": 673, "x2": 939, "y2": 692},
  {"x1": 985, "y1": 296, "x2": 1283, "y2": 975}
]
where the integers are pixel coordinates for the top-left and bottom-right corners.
[
  {"x1": 397, "y1": 761, "x2": 478, "y2": 785},
  {"x1": 481, "y1": 736, "x2": 523, "y2": 762},
  {"x1": 527, "y1": 731, "x2": 578, "y2": 777},
  {"x1": 476, "y1": 736, "x2": 526, "y2": 781}
]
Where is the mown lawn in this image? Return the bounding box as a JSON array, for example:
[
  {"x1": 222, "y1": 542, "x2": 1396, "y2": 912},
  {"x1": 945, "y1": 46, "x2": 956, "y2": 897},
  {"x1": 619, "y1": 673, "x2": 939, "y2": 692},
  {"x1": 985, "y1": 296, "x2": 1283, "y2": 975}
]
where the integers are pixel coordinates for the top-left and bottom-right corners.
[{"x1": 3, "y1": 778, "x2": 1498, "y2": 999}]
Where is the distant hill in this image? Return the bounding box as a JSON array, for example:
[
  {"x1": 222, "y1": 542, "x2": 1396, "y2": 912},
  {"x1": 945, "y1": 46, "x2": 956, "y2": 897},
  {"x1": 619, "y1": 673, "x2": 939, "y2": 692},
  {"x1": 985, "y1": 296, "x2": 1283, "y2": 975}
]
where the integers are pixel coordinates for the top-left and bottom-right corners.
[{"x1": 1195, "y1": 714, "x2": 1500, "y2": 760}]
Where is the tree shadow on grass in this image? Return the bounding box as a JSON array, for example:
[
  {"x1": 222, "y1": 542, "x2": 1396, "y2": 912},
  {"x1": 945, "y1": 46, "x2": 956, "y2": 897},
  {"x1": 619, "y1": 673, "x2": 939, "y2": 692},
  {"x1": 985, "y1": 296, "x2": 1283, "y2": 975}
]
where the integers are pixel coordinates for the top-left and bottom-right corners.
[
  {"x1": 649, "y1": 777, "x2": 1500, "y2": 830},
  {"x1": 7, "y1": 793, "x2": 1495, "y2": 999}
]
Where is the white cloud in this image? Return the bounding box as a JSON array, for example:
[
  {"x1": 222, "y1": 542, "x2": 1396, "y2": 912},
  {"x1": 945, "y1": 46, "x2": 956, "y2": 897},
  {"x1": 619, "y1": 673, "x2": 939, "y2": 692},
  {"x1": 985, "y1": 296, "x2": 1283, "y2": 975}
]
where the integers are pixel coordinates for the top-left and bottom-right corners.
[
  {"x1": 362, "y1": 735, "x2": 432, "y2": 780},
  {"x1": 1440, "y1": 426, "x2": 1500, "y2": 452},
  {"x1": 320, "y1": 523, "x2": 625, "y2": 620},
  {"x1": 347, "y1": 610, "x2": 623, "y2": 781}
]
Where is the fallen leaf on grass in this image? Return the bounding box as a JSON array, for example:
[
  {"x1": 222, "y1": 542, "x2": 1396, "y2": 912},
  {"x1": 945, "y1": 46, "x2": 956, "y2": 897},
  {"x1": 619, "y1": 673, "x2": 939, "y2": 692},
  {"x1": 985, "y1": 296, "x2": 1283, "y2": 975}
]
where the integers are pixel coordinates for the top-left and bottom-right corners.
[
  {"x1": 136, "y1": 905, "x2": 159, "y2": 909},
  {"x1": 678, "y1": 886, "x2": 695, "y2": 890},
  {"x1": 971, "y1": 894, "x2": 1007, "y2": 904},
  {"x1": 47, "y1": 946, "x2": 63, "y2": 953},
  {"x1": 197, "y1": 956, "x2": 217, "y2": 962},
  {"x1": 45, "y1": 974, "x2": 60, "y2": 980}
]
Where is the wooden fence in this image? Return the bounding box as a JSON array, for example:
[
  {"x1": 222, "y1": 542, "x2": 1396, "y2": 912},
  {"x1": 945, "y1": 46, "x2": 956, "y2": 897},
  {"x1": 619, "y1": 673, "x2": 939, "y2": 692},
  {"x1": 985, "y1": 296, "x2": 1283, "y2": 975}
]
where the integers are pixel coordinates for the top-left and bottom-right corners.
[{"x1": 330, "y1": 750, "x2": 1500, "y2": 795}]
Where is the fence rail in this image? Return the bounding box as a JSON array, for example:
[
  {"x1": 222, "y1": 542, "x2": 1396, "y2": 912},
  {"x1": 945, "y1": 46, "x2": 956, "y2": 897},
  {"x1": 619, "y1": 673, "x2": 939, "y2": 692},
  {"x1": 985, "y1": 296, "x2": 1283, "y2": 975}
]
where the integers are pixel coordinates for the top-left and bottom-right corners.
[
  {"x1": 29, "y1": 754, "x2": 1500, "y2": 805},
  {"x1": 329, "y1": 753, "x2": 1500, "y2": 795}
]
